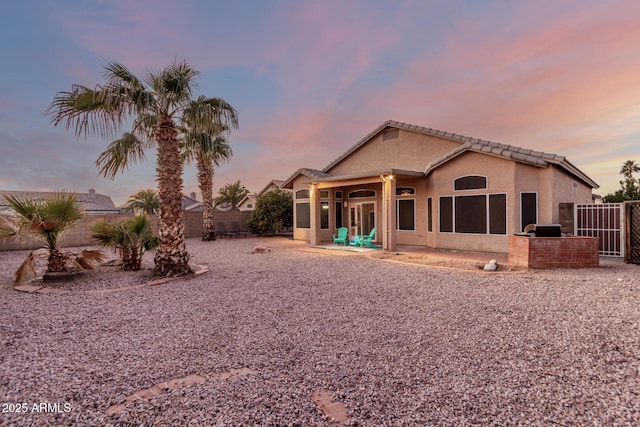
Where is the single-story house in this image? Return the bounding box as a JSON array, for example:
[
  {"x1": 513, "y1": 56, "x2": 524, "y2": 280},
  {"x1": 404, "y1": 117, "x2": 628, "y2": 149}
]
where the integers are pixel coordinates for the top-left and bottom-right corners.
[
  {"x1": 237, "y1": 193, "x2": 257, "y2": 211},
  {"x1": 282, "y1": 120, "x2": 598, "y2": 253},
  {"x1": 0, "y1": 188, "x2": 120, "y2": 215}
]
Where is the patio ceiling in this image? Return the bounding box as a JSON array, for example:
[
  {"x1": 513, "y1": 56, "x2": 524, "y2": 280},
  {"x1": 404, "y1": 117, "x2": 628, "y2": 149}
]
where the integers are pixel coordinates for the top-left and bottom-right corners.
[{"x1": 303, "y1": 168, "x2": 423, "y2": 189}]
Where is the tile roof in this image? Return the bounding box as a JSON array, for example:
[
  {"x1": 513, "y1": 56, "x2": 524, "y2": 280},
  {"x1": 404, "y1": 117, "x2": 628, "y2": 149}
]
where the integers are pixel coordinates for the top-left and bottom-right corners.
[
  {"x1": 281, "y1": 168, "x2": 330, "y2": 189},
  {"x1": 424, "y1": 139, "x2": 599, "y2": 188},
  {"x1": 282, "y1": 120, "x2": 598, "y2": 190},
  {"x1": 322, "y1": 120, "x2": 477, "y2": 172},
  {"x1": 0, "y1": 189, "x2": 120, "y2": 213}
]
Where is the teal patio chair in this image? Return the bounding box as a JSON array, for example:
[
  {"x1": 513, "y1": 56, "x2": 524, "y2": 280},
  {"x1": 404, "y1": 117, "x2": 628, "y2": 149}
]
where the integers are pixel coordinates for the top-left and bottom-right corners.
[
  {"x1": 355, "y1": 228, "x2": 377, "y2": 248},
  {"x1": 332, "y1": 227, "x2": 349, "y2": 245}
]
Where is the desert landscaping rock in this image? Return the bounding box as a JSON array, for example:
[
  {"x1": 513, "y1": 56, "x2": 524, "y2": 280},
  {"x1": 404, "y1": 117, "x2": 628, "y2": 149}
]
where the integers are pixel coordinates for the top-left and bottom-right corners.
[{"x1": 1, "y1": 237, "x2": 639, "y2": 425}]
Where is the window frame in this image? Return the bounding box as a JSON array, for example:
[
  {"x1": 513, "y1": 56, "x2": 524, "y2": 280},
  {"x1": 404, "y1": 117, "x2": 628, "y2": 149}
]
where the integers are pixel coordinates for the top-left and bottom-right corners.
[
  {"x1": 520, "y1": 192, "x2": 538, "y2": 232},
  {"x1": 453, "y1": 175, "x2": 488, "y2": 191},
  {"x1": 439, "y1": 193, "x2": 507, "y2": 235},
  {"x1": 396, "y1": 198, "x2": 416, "y2": 231},
  {"x1": 320, "y1": 201, "x2": 330, "y2": 230},
  {"x1": 295, "y1": 202, "x2": 310, "y2": 229},
  {"x1": 348, "y1": 189, "x2": 377, "y2": 199}
]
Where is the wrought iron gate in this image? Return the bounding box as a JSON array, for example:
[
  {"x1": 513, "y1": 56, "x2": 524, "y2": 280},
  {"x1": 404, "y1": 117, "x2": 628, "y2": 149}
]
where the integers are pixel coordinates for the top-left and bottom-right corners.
[
  {"x1": 626, "y1": 202, "x2": 640, "y2": 264},
  {"x1": 575, "y1": 203, "x2": 624, "y2": 257}
]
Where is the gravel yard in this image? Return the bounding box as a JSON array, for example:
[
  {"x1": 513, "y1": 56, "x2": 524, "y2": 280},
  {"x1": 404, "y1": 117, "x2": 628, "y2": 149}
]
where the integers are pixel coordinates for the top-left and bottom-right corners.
[{"x1": 1, "y1": 237, "x2": 639, "y2": 426}]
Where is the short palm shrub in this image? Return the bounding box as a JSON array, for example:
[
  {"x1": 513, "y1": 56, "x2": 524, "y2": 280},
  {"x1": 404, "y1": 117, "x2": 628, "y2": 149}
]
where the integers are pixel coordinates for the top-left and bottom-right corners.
[
  {"x1": 0, "y1": 192, "x2": 103, "y2": 285},
  {"x1": 91, "y1": 215, "x2": 158, "y2": 271}
]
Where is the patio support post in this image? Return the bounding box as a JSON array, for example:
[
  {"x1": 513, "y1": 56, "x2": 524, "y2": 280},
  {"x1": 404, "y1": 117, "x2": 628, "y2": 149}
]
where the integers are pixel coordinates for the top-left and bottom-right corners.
[
  {"x1": 382, "y1": 175, "x2": 397, "y2": 251},
  {"x1": 309, "y1": 184, "x2": 321, "y2": 246}
]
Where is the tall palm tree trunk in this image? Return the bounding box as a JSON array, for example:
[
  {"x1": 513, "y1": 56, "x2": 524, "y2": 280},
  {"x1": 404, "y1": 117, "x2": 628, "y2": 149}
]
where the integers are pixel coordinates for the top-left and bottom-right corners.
[
  {"x1": 153, "y1": 116, "x2": 192, "y2": 276},
  {"x1": 197, "y1": 154, "x2": 216, "y2": 241}
]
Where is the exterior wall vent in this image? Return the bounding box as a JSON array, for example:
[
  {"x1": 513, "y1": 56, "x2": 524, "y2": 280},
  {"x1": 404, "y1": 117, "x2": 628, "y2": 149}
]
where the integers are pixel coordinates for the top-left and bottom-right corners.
[{"x1": 382, "y1": 128, "x2": 399, "y2": 141}]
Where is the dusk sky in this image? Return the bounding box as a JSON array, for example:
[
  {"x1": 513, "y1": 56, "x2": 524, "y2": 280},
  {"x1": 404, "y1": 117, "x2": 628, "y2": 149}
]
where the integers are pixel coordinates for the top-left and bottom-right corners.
[{"x1": 1, "y1": 0, "x2": 639, "y2": 205}]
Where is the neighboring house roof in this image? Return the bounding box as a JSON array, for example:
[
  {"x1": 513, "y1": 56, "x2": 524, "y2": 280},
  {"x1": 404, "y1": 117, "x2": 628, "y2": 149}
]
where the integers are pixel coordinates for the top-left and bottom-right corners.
[
  {"x1": 281, "y1": 168, "x2": 331, "y2": 189},
  {"x1": 257, "y1": 180, "x2": 285, "y2": 196},
  {"x1": 0, "y1": 189, "x2": 120, "y2": 214},
  {"x1": 237, "y1": 193, "x2": 257, "y2": 209},
  {"x1": 424, "y1": 139, "x2": 599, "y2": 188},
  {"x1": 182, "y1": 193, "x2": 201, "y2": 211},
  {"x1": 285, "y1": 120, "x2": 597, "y2": 189}
]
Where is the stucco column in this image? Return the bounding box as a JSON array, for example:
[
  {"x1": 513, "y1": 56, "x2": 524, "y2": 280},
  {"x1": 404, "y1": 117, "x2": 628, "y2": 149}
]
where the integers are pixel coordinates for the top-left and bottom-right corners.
[
  {"x1": 388, "y1": 177, "x2": 397, "y2": 251},
  {"x1": 382, "y1": 176, "x2": 397, "y2": 251},
  {"x1": 309, "y1": 185, "x2": 321, "y2": 246},
  {"x1": 382, "y1": 181, "x2": 388, "y2": 250}
]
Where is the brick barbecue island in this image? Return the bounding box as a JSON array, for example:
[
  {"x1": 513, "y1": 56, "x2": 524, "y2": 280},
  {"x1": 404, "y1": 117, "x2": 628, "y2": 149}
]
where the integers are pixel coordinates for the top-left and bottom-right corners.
[{"x1": 508, "y1": 235, "x2": 599, "y2": 269}]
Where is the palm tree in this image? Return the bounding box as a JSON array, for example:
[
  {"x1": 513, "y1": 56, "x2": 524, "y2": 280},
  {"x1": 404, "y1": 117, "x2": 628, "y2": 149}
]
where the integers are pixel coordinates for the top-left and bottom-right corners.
[
  {"x1": 0, "y1": 192, "x2": 103, "y2": 285},
  {"x1": 620, "y1": 160, "x2": 640, "y2": 183},
  {"x1": 46, "y1": 61, "x2": 238, "y2": 277},
  {"x1": 91, "y1": 214, "x2": 158, "y2": 271},
  {"x1": 182, "y1": 126, "x2": 233, "y2": 240},
  {"x1": 126, "y1": 189, "x2": 159, "y2": 214},
  {"x1": 215, "y1": 180, "x2": 249, "y2": 211},
  {"x1": 3, "y1": 192, "x2": 84, "y2": 272}
]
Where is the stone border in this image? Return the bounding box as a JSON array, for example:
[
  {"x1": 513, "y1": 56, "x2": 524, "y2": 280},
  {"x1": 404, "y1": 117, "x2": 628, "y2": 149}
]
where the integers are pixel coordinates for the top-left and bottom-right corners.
[
  {"x1": 311, "y1": 388, "x2": 352, "y2": 426},
  {"x1": 12, "y1": 264, "x2": 209, "y2": 295},
  {"x1": 106, "y1": 368, "x2": 257, "y2": 416}
]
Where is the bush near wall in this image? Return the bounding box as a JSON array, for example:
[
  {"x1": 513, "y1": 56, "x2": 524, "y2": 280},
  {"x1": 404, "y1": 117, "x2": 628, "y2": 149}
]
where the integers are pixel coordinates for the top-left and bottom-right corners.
[{"x1": 0, "y1": 211, "x2": 251, "y2": 251}]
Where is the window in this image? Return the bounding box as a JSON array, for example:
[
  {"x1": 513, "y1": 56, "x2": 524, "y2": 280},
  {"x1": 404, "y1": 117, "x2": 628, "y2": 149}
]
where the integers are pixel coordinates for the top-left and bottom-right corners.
[
  {"x1": 439, "y1": 197, "x2": 453, "y2": 232},
  {"x1": 382, "y1": 128, "x2": 399, "y2": 140},
  {"x1": 454, "y1": 175, "x2": 487, "y2": 191},
  {"x1": 427, "y1": 197, "x2": 433, "y2": 232},
  {"x1": 489, "y1": 194, "x2": 507, "y2": 234},
  {"x1": 321, "y1": 201, "x2": 329, "y2": 229},
  {"x1": 348, "y1": 190, "x2": 376, "y2": 198},
  {"x1": 521, "y1": 192, "x2": 537, "y2": 231},
  {"x1": 247, "y1": 204, "x2": 253, "y2": 209},
  {"x1": 320, "y1": 190, "x2": 330, "y2": 199},
  {"x1": 296, "y1": 189, "x2": 310, "y2": 199},
  {"x1": 440, "y1": 194, "x2": 507, "y2": 235},
  {"x1": 295, "y1": 203, "x2": 310, "y2": 228},
  {"x1": 335, "y1": 202, "x2": 343, "y2": 228},
  {"x1": 397, "y1": 199, "x2": 415, "y2": 230},
  {"x1": 456, "y1": 195, "x2": 486, "y2": 233},
  {"x1": 396, "y1": 187, "x2": 415, "y2": 196},
  {"x1": 335, "y1": 191, "x2": 343, "y2": 199}
]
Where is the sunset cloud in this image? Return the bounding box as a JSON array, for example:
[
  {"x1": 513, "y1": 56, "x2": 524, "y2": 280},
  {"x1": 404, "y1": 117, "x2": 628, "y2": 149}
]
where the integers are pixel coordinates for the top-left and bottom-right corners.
[{"x1": 1, "y1": 0, "x2": 639, "y2": 203}]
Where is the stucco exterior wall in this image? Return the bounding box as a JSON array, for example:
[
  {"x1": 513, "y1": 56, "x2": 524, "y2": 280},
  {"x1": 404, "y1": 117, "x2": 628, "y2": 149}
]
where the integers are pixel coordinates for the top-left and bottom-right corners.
[
  {"x1": 288, "y1": 126, "x2": 596, "y2": 254},
  {"x1": 327, "y1": 129, "x2": 462, "y2": 175},
  {"x1": 427, "y1": 152, "x2": 516, "y2": 253}
]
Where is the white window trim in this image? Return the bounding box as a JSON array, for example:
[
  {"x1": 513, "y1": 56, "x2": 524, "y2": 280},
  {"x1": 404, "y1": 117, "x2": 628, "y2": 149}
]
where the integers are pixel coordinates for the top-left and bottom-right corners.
[
  {"x1": 520, "y1": 191, "x2": 538, "y2": 232},
  {"x1": 396, "y1": 198, "x2": 416, "y2": 231},
  {"x1": 348, "y1": 189, "x2": 377, "y2": 199},
  {"x1": 439, "y1": 193, "x2": 508, "y2": 235},
  {"x1": 453, "y1": 175, "x2": 488, "y2": 191}
]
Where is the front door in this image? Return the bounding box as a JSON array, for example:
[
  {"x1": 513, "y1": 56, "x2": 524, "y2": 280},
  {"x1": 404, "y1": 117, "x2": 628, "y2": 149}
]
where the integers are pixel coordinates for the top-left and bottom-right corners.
[{"x1": 349, "y1": 202, "x2": 376, "y2": 240}]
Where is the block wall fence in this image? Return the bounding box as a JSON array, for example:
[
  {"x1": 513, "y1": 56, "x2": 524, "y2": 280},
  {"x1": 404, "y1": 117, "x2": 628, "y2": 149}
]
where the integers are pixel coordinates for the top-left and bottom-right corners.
[{"x1": 0, "y1": 211, "x2": 251, "y2": 251}]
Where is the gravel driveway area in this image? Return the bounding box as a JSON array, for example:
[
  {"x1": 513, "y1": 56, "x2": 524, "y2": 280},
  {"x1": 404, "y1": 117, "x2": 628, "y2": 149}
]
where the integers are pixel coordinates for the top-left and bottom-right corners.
[{"x1": 1, "y1": 237, "x2": 639, "y2": 425}]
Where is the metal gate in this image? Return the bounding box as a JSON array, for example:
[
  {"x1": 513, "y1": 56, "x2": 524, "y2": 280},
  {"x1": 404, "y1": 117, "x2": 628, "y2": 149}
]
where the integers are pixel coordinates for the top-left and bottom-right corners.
[
  {"x1": 626, "y1": 202, "x2": 640, "y2": 264},
  {"x1": 575, "y1": 203, "x2": 624, "y2": 257}
]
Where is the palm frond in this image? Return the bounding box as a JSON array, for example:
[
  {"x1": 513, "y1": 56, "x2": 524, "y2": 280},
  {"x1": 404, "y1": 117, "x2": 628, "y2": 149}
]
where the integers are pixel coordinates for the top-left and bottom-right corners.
[
  {"x1": 75, "y1": 249, "x2": 105, "y2": 270},
  {"x1": 182, "y1": 96, "x2": 239, "y2": 133},
  {"x1": 96, "y1": 132, "x2": 147, "y2": 180},
  {"x1": 144, "y1": 60, "x2": 199, "y2": 115},
  {"x1": 0, "y1": 215, "x2": 18, "y2": 239},
  {"x1": 45, "y1": 84, "x2": 124, "y2": 139},
  {"x1": 12, "y1": 251, "x2": 46, "y2": 286}
]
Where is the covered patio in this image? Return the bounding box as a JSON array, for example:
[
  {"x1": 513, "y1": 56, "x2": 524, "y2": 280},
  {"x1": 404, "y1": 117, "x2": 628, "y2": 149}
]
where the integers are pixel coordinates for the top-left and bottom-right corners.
[{"x1": 296, "y1": 168, "x2": 424, "y2": 251}]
